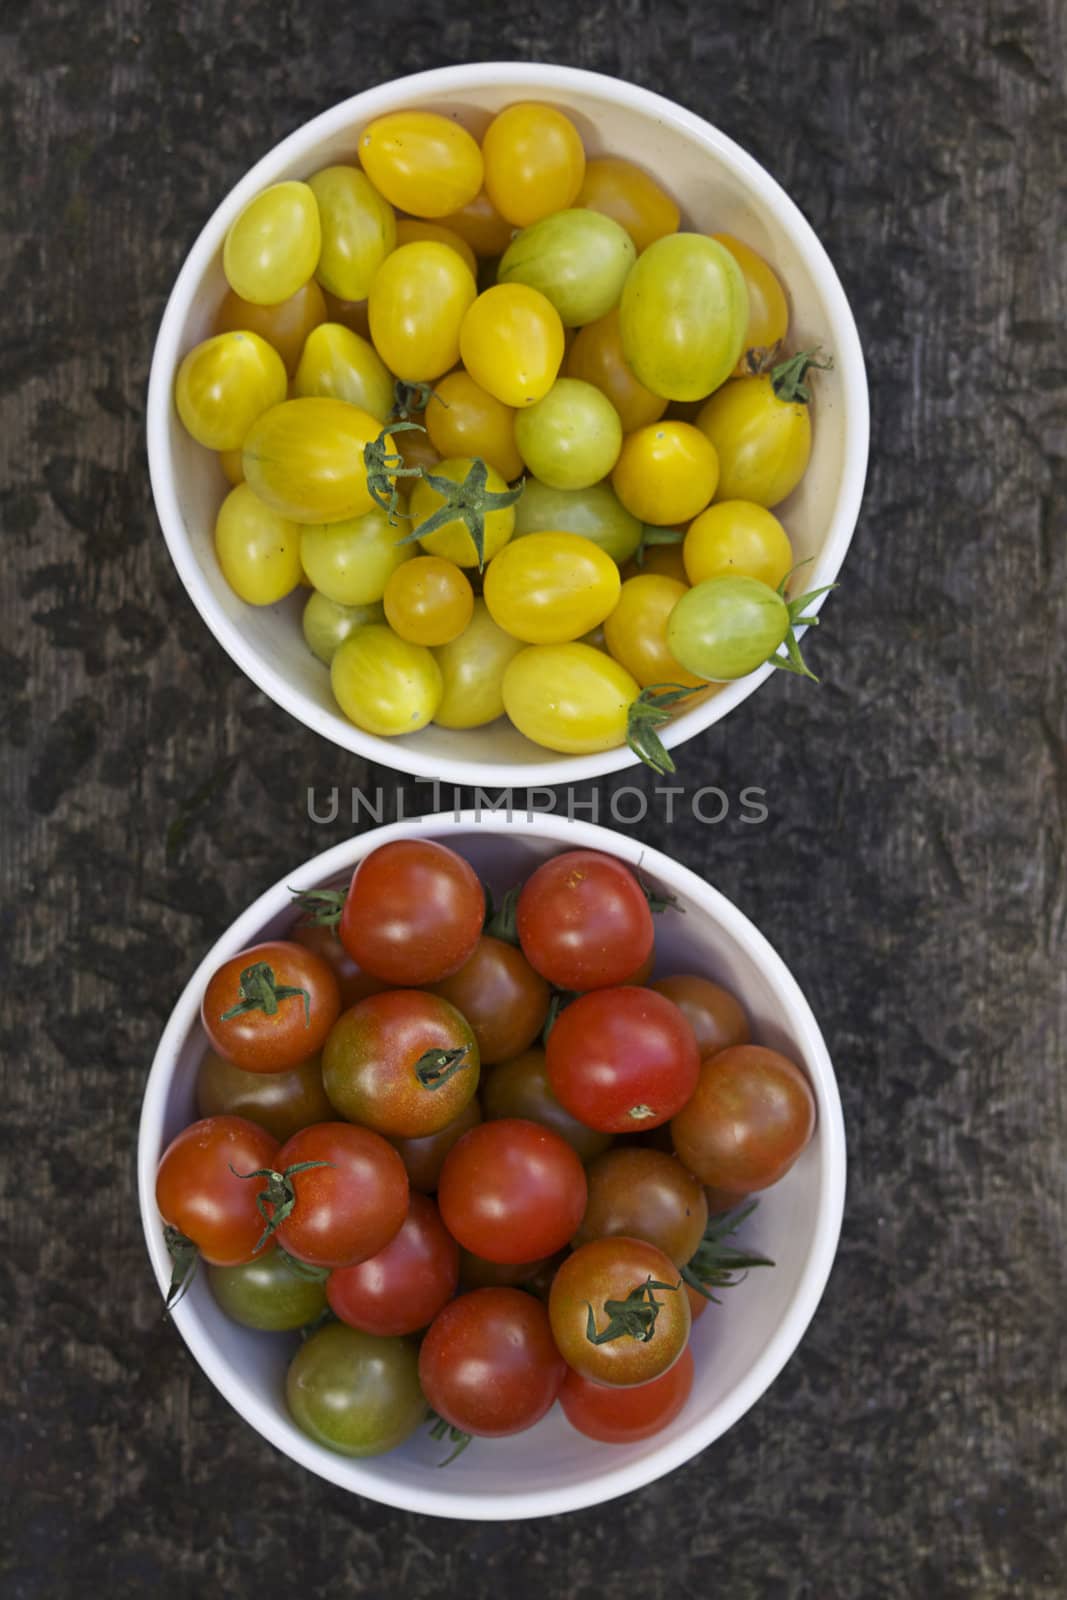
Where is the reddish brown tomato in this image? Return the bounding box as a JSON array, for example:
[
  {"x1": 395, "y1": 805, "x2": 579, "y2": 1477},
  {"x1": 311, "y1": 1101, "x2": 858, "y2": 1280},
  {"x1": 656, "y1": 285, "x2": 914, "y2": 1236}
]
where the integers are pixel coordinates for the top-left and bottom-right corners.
[
  {"x1": 560, "y1": 1347, "x2": 694, "y2": 1443},
  {"x1": 650, "y1": 975, "x2": 751, "y2": 1057},
  {"x1": 201, "y1": 941, "x2": 341, "y2": 1073},
  {"x1": 322, "y1": 989, "x2": 479, "y2": 1137},
  {"x1": 457, "y1": 1248, "x2": 558, "y2": 1290},
  {"x1": 429, "y1": 936, "x2": 550, "y2": 1064},
  {"x1": 339, "y1": 840, "x2": 484, "y2": 985},
  {"x1": 419, "y1": 1287, "x2": 565, "y2": 1437},
  {"x1": 670, "y1": 1045, "x2": 816, "y2": 1192},
  {"x1": 481, "y1": 1047, "x2": 613, "y2": 1163},
  {"x1": 156, "y1": 1115, "x2": 279, "y2": 1266},
  {"x1": 196, "y1": 1049, "x2": 334, "y2": 1142},
  {"x1": 388, "y1": 1096, "x2": 482, "y2": 1191},
  {"x1": 516, "y1": 850, "x2": 654, "y2": 991},
  {"x1": 438, "y1": 1117, "x2": 588, "y2": 1264},
  {"x1": 546, "y1": 986, "x2": 700, "y2": 1132},
  {"x1": 272, "y1": 1122, "x2": 409, "y2": 1268},
  {"x1": 549, "y1": 1236, "x2": 690, "y2": 1387},
  {"x1": 326, "y1": 1193, "x2": 458, "y2": 1335},
  {"x1": 573, "y1": 1146, "x2": 708, "y2": 1267},
  {"x1": 291, "y1": 918, "x2": 388, "y2": 1009}
]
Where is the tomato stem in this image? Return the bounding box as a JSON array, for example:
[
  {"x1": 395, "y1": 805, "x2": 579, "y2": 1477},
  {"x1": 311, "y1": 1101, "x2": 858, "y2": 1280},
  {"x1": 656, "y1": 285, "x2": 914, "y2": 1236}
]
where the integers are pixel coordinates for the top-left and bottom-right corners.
[
  {"x1": 229, "y1": 1159, "x2": 333, "y2": 1254},
  {"x1": 682, "y1": 1200, "x2": 775, "y2": 1302},
  {"x1": 541, "y1": 989, "x2": 577, "y2": 1045},
  {"x1": 397, "y1": 456, "x2": 523, "y2": 571},
  {"x1": 219, "y1": 961, "x2": 310, "y2": 1027},
  {"x1": 585, "y1": 1276, "x2": 680, "y2": 1345},
  {"x1": 626, "y1": 684, "x2": 695, "y2": 775},
  {"x1": 427, "y1": 1412, "x2": 472, "y2": 1466},
  {"x1": 363, "y1": 422, "x2": 425, "y2": 524},
  {"x1": 392, "y1": 379, "x2": 446, "y2": 420},
  {"x1": 289, "y1": 887, "x2": 346, "y2": 929},
  {"x1": 483, "y1": 883, "x2": 521, "y2": 944},
  {"x1": 414, "y1": 1046, "x2": 471, "y2": 1090},
  {"x1": 770, "y1": 347, "x2": 833, "y2": 405},
  {"x1": 767, "y1": 569, "x2": 838, "y2": 682},
  {"x1": 162, "y1": 1225, "x2": 198, "y2": 1314}
]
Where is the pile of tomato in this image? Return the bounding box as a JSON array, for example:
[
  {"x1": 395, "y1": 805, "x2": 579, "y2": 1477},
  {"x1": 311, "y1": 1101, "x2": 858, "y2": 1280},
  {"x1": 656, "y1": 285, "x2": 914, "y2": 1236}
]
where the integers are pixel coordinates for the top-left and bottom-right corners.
[
  {"x1": 156, "y1": 840, "x2": 817, "y2": 1459},
  {"x1": 173, "y1": 102, "x2": 833, "y2": 770}
]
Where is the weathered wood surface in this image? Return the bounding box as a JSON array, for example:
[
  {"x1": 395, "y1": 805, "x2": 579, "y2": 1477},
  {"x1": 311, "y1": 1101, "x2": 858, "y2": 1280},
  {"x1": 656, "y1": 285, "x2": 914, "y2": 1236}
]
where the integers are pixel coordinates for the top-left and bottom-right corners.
[{"x1": 1, "y1": 1, "x2": 1065, "y2": 1595}]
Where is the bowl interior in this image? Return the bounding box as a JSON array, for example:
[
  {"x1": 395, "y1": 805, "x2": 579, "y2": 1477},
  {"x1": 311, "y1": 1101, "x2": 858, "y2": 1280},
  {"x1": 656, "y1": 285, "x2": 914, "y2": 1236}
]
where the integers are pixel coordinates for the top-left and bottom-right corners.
[
  {"x1": 152, "y1": 64, "x2": 865, "y2": 783},
  {"x1": 140, "y1": 817, "x2": 842, "y2": 1517}
]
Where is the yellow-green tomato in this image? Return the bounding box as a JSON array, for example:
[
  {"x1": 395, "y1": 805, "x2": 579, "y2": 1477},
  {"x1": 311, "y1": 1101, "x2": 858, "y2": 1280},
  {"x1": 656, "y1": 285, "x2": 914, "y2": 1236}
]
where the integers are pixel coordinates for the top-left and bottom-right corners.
[
  {"x1": 696, "y1": 375, "x2": 812, "y2": 507},
  {"x1": 286, "y1": 1322, "x2": 424, "y2": 1457},
  {"x1": 433, "y1": 599, "x2": 525, "y2": 728},
  {"x1": 242, "y1": 398, "x2": 389, "y2": 523},
  {"x1": 513, "y1": 478, "x2": 642, "y2": 564},
  {"x1": 410, "y1": 457, "x2": 515, "y2": 567},
  {"x1": 619, "y1": 234, "x2": 748, "y2": 401},
  {"x1": 293, "y1": 322, "x2": 394, "y2": 421},
  {"x1": 383, "y1": 555, "x2": 474, "y2": 646},
  {"x1": 502, "y1": 642, "x2": 640, "y2": 754},
  {"x1": 308, "y1": 165, "x2": 396, "y2": 301},
  {"x1": 497, "y1": 209, "x2": 636, "y2": 327},
  {"x1": 513, "y1": 378, "x2": 623, "y2": 491},
  {"x1": 359, "y1": 111, "x2": 484, "y2": 218},
  {"x1": 368, "y1": 241, "x2": 477, "y2": 382},
  {"x1": 603, "y1": 574, "x2": 704, "y2": 689},
  {"x1": 302, "y1": 590, "x2": 384, "y2": 664},
  {"x1": 301, "y1": 507, "x2": 412, "y2": 605},
  {"x1": 331, "y1": 624, "x2": 442, "y2": 736},
  {"x1": 175, "y1": 331, "x2": 287, "y2": 450},
  {"x1": 208, "y1": 1248, "x2": 328, "y2": 1331},
  {"x1": 684, "y1": 501, "x2": 793, "y2": 588},
  {"x1": 214, "y1": 483, "x2": 303, "y2": 604},
  {"x1": 484, "y1": 531, "x2": 621, "y2": 644},
  {"x1": 223, "y1": 181, "x2": 322, "y2": 305}
]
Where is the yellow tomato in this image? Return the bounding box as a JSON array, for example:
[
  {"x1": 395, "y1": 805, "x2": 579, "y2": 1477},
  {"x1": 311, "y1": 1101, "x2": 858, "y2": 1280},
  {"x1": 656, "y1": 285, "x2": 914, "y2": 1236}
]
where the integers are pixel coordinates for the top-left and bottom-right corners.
[
  {"x1": 459, "y1": 284, "x2": 564, "y2": 407},
  {"x1": 368, "y1": 241, "x2": 476, "y2": 381},
  {"x1": 394, "y1": 218, "x2": 478, "y2": 279},
  {"x1": 481, "y1": 103, "x2": 585, "y2": 227},
  {"x1": 218, "y1": 448, "x2": 245, "y2": 485},
  {"x1": 242, "y1": 398, "x2": 390, "y2": 523},
  {"x1": 696, "y1": 374, "x2": 812, "y2": 507},
  {"x1": 214, "y1": 278, "x2": 327, "y2": 376},
  {"x1": 293, "y1": 323, "x2": 394, "y2": 421},
  {"x1": 612, "y1": 422, "x2": 719, "y2": 525},
  {"x1": 484, "y1": 531, "x2": 620, "y2": 644},
  {"x1": 359, "y1": 111, "x2": 484, "y2": 218},
  {"x1": 384, "y1": 555, "x2": 474, "y2": 646},
  {"x1": 308, "y1": 166, "x2": 396, "y2": 301},
  {"x1": 409, "y1": 456, "x2": 515, "y2": 567},
  {"x1": 330, "y1": 625, "x2": 442, "y2": 736},
  {"x1": 175, "y1": 331, "x2": 287, "y2": 450},
  {"x1": 214, "y1": 483, "x2": 303, "y2": 604},
  {"x1": 300, "y1": 508, "x2": 412, "y2": 605},
  {"x1": 712, "y1": 235, "x2": 790, "y2": 373},
  {"x1": 502, "y1": 643, "x2": 639, "y2": 754},
  {"x1": 223, "y1": 181, "x2": 322, "y2": 305},
  {"x1": 577, "y1": 157, "x2": 680, "y2": 254},
  {"x1": 425, "y1": 370, "x2": 522, "y2": 481},
  {"x1": 438, "y1": 189, "x2": 515, "y2": 257},
  {"x1": 302, "y1": 590, "x2": 384, "y2": 664},
  {"x1": 565, "y1": 308, "x2": 668, "y2": 432},
  {"x1": 432, "y1": 598, "x2": 526, "y2": 728},
  {"x1": 684, "y1": 501, "x2": 793, "y2": 588},
  {"x1": 603, "y1": 574, "x2": 703, "y2": 689}
]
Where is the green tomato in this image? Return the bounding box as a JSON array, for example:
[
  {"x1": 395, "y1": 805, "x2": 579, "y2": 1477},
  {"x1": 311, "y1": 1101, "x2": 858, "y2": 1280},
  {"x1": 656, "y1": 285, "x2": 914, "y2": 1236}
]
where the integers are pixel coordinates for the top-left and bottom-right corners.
[
  {"x1": 514, "y1": 379, "x2": 622, "y2": 491},
  {"x1": 513, "y1": 477, "x2": 642, "y2": 564},
  {"x1": 307, "y1": 166, "x2": 396, "y2": 301},
  {"x1": 666, "y1": 575, "x2": 789, "y2": 680},
  {"x1": 286, "y1": 1321, "x2": 425, "y2": 1457},
  {"x1": 293, "y1": 323, "x2": 395, "y2": 422},
  {"x1": 207, "y1": 1248, "x2": 328, "y2": 1331},
  {"x1": 301, "y1": 509, "x2": 412, "y2": 606},
  {"x1": 302, "y1": 590, "x2": 385, "y2": 664},
  {"x1": 619, "y1": 234, "x2": 748, "y2": 401},
  {"x1": 497, "y1": 208, "x2": 636, "y2": 327}
]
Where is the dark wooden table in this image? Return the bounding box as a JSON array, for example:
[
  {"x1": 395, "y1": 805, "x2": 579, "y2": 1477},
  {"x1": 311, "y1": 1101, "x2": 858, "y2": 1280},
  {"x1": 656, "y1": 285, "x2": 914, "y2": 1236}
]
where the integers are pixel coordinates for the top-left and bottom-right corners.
[{"x1": 3, "y1": 2, "x2": 1064, "y2": 1595}]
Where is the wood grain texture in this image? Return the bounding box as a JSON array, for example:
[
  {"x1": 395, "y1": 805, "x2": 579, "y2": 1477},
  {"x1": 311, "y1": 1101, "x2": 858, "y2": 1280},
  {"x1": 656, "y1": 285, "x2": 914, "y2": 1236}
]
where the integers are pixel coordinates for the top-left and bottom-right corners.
[{"x1": 1, "y1": 1, "x2": 1065, "y2": 1595}]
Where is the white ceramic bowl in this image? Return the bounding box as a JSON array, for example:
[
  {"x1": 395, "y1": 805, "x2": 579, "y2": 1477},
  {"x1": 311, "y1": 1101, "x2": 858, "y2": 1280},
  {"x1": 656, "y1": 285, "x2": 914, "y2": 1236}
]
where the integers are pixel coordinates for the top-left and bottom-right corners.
[
  {"x1": 147, "y1": 62, "x2": 868, "y2": 786},
  {"x1": 138, "y1": 811, "x2": 845, "y2": 1519}
]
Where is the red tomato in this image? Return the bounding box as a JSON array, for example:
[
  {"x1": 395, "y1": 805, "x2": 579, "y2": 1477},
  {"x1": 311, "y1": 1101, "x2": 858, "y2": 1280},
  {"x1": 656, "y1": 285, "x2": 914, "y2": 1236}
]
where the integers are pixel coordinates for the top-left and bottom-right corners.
[
  {"x1": 437, "y1": 1117, "x2": 587, "y2": 1263},
  {"x1": 155, "y1": 1115, "x2": 279, "y2": 1266},
  {"x1": 291, "y1": 918, "x2": 388, "y2": 1009},
  {"x1": 546, "y1": 987, "x2": 700, "y2": 1132},
  {"x1": 327, "y1": 1193, "x2": 458, "y2": 1335},
  {"x1": 388, "y1": 1096, "x2": 482, "y2": 1192},
  {"x1": 516, "y1": 850, "x2": 653, "y2": 990},
  {"x1": 429, "y1": 936, "x2": 550, "y2": 1064},
  {"x1": 671, "y1": 1045, "x2": 816, "y2": 1192},
  {"x1": 650, "y1": 974, "x2": 750, "y2": 1057},
  {"x1": 271, "y1": 1122, "x2": 409, "y2": 1268},
  {"x1": 419, "y1": 1287, "x2": 565, "y2": 1436},
  {"x1": 549, "y1": 1236, "x2": 690, "y2": 1386},
  {"x1": 201, "y1": 941, "x2": 340, "y2": 1073},
  {"x1": 322, "y1": 989, "x2": 479, "y2": 1137},
  {"x1": 339, "y1": 840, "x2": 484, "y2": 985},
  {"x1": 560, "y1": 1347, "x2": 694, "y2": 1442}
]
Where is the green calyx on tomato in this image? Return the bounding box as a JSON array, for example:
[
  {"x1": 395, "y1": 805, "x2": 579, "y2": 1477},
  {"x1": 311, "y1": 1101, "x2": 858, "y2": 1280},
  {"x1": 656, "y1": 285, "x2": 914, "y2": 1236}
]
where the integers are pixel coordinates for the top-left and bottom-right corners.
[
  {"x1": 399, "y1": 457, "x2": 523, "y2": 571},
  {"x1": 680, "y1": 1200, "x2": 775, "y2": 1303},
  {"x1": 633, "y1": 525, "x2": 686, "y2": 567},
  {"x1": 229, "y1": 1156, "x2": 333, "y2": 1253},
  {"x1": 483, "y1": 883, "x2": 520, "y2": 944},
  {"x1": 585, "y1": 1275, "x2": 680, "y2": 1345},
  {"x1": 163, "y1": 1224, "x2": 199, "y2": 1313},
  {"x1": 415, "y1": 1045, "x2": 471, "y2": 1088},
  {"x1": 768, "y1": 567, "x2": 837, "y2": 681},
  {"x1": 392, "y1": 379, "x2": 442, "y2": 421},
  {"x1": 634, "y1": 863, "x2": 682, "y2": 916},
  {"x1": 363, "y1": 422, "x2": 426, "y2": 522},
  {"x1": 770, "y1": 346, "x2": 833, "y2": 405},
  {"x1": 540, "y1": 989, "x2": 577, "y2": 1045},
  {"x1": 219, "y1": 961, "x2": 311, "y2": 1027},
  {"x1": 625, "y1": 684, "x2": 694, "y2": 775},
  {"x1": 427, "y1": 1411, "x2": 473, "y2": 1467},
  {"x1": 290, "y1": 887, "x2": 346, "y2": 928}
]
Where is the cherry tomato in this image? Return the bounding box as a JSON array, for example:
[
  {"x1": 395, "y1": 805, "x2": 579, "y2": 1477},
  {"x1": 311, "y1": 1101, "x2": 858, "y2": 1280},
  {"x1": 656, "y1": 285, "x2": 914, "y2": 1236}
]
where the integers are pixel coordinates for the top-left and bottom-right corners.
[
  {"x1": 517, "y1": 850, "x2": 653, "y2": 990},
  {"x1": 384, "y1": 555, "x2": 473, "y2": 646},
  {"x1": 649, "y1": 975, "x2": 751, "y2": 1058},
  {"x1": 459, "y1": 284, "x2": 565, "y2": 408},
  {"x1": 339, "y1": 839, "x2": 485, "y2": 985},
  {"x1": 429, "y1": 936, "x2": 550, "y2": 1064},
  {"x1": 685, "y1": 1281, "x2": 709, "y2": 1321},
  {"x1": 502, "y1": 643, "x2": 640, "y2": 754},
  {"x1": 696, "y1": 368, "x2": 813, "y2": 507},
  {"x1": 214, "y1": 277, "x2": 327, "y2": 375},
  {"x1": 394, "y1": 217, "x2": 478, "y2": 279},
  {"x1": 208, "y1": 1244, "x2": 328, "y2": 1330},
  {"x1": 550, "y1": 1236, "x2": 690, "y2": 1386},
  {"x1": 683, "y1": 500, "x2": 793, "y2": 590},
  {"x1": 432, "y1": 597, "x2": 525, "y2": 728},
  {"x1": 425, "y1": 370, "x2": 522, "y2": 481},
  {"x1": 292, "y1": 322, "x2": 394, "y2": 420},
  {"x1": 393, "y1": 424, "x2": 441, "y2": 476},
  {"x1": 301, "y1": 507, "x2": 411, "y2": 606},
  {"x1": 272, "y1": 1121, "x2": 409, "y2": 1268},
  {"x1": 359, "y1": 111, "x2": 483, "y2": 217},
  {"x1": 603, "y1": 574, "x2": 704, "y2": 690},
  {"x1": 438, "y1": 188, "x2": 514, "y2": 257},
  {"x1": 612, "y1": 421, "x2": 719, "y2": 525},
  {"x1": 481, "y1": 103, "x2": 585, "y2": 227},
  {"x1": 320, "y1": 290, "x2": 372, "y2": 338},
  {"x1": 573, "y1": 1147, "x2": 708, "y2": 1266},
  {"x1": 223, "y1": 181, "x2": 322, "y2": 305},
  {"x1": 577, "y1": 157, "x2": 680, "y2": 254},
  {"x1": 419, "y1": 1287, "x2": 565, "y2": 1435},
  {"x1": 242, "y1": 398, "x2": 389, "y2": 524},
  {"x1": 156, "y1": 1115, "x2": 278, "y2": 1266},
  {"x1": 301, "y1": 591, "x2": 384, "y2": 664},
  {"x1": 670, "y1": 1045, "x2": 816, "y2": 1191},
  {"x1": 619, "y1": 234, "x2": 748, "y2": 401},
  {"x1": 307, "y1": 165, "x2": 396, "y2": 301},
  {"x1": 218, "y1": 448, "x2": 245, "y2": 485},
  {"x1": 214, "y1": 483, "x2": 302, "y2": 605},
  {"x1": 438, "y1": 1118, "x2": 587, "y2": 1263},
  {"x1": 481, "y1": 1046, "x2": 612, "y2": 1163},
  {"x1": 287, "y1": 1321, "x2": 424, "y2": 1457},
  {"x1": 561, "y1": 1346, "x2": 693, "y2": 1442},
  {"x1": 290, "y1": 919, "x2": 388, "y2": 1010},
  {"x1": 196, "y1": 1049, "x2": 334, "y2": 1142},
  {"x1": 368, "y1": 241, "x2": 476, "y2": 382},
  {"x1": 175, "y1": 330, "x2": 287, "y2": 450},
  {"x1": 410, "y1": 455, "x2": 516, "y2": 567},
  {"x1": 330, "y1": 624, "x2": 442, "y2": 736},
  {"x1": 322, "y1": 988, "x2": 479, "y2": 1138},
  {"x1": 201, "y1": 940, "x2": 340, "y2": 1073},
  {"x1": 513, "y1": 475, "x2": 641, "y2": 564},
  {"x1": 547, "y1": 986, "x2": 700, "y2": 1132},
  {"x1": 457, "y1": 1248, "x2": 558, "y2": 1290},
  {"x1": 498, "y1": 208, "x2": 635, "y2": 327},
  {"x1": 513, "y1": 378, "x2": 622, "y2": 491},
  {"x1": 712, "y1": 234, "x2": 790, "y2": 373},
  {"x1": 327, "y1": 1192, "x2": 458, "y2": 1336},
  {"x1": 565, "y1": 308, "x2": 668, "y2": 433},
  {"x1": 484, "y1": 531, "x2": 620, "y2": 644},
  {"x1": 389, "y1": 1096, "x2": 482, "y2": 1192},
  {"x1": 666, "y1": 574, "x2": 795, "y2": 681}
]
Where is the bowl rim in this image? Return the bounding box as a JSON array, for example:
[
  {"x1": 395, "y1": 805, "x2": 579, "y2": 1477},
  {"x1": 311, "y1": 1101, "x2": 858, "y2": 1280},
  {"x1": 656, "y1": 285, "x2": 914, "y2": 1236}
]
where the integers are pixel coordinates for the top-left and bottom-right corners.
[
  {"x1": 138, "y1": 809, "x2": 846, "y2": 1519},
  {"x1": 146, "y1": 60, "x2": 870, "y2": 787}
]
